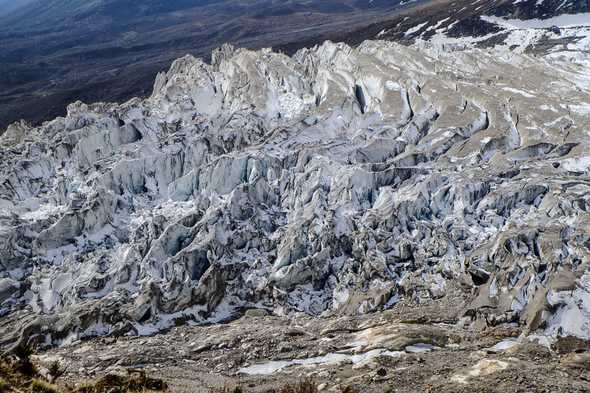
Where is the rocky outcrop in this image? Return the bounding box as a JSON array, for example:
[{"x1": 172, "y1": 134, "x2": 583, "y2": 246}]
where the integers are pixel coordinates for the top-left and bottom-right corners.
[
  {"x1": 1, "y1": 39, "x2": 590, "y2": 348},
  {"x1": 492, "y1": 0, "x2": 590, "y2": 20},
  {"x1": 362, "y1": 0, "x2": 590, "y2": 58}
]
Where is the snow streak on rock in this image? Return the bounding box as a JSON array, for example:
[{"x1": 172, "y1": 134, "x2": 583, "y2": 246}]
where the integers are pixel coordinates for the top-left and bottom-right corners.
[{"x1": 1, "y1": 40, "x2": 590, "y2": 347}]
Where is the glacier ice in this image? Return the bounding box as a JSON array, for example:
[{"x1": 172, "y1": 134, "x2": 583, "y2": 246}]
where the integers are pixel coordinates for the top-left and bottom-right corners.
[{"x1": 1, "y1": 40, "x2": 590, "y2": 348}]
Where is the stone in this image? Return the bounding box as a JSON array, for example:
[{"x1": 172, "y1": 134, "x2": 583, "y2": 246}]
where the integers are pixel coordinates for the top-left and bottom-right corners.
[
  {"x1": 285, "y1": 328, "x2": 306, "y2": 337},
  {"x1": 245, "y1": 309, "x2": 269, "y2": 318},
  {"x1": 560, "y1": 352, "x2": 590, "y2": 370}
]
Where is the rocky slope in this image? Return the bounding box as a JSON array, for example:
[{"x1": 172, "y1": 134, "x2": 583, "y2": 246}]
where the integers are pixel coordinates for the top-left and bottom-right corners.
[
  {"x1": 348, "y1": 0, "x2": 590, "y2": 56},
  {"x1": 35, "y1": 311, "x2": 590, "y2": 392},
  {"x1": 491, "y1": 0, "x2": 590, "y2": 19},
  {"x1": 1, "y1": 32, "x2": 590, "y2": 350}
]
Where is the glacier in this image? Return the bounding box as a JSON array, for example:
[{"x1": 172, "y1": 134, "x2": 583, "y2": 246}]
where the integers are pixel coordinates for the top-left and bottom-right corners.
[{"x1": 1, "y1": 39, "x2": 590, "y2": 348}]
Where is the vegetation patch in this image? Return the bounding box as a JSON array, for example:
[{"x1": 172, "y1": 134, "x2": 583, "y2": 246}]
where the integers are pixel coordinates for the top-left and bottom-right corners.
[
  {"x1": 0, "y1": 378, "x2": 8, "y2": 393},
  {"x1": 0, "y1": 346, "x2": 166, "y2": 393},
  {"x1": 31, "y1": 379, "x2": 60, "y2": 393},
  {"x1": 75, "y1": 371, "x2": 167, "y2": 393}
]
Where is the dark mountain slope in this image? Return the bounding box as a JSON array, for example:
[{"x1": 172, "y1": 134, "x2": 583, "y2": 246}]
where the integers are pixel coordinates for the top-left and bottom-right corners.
[
  {"x1": 0, "y1": 0, "x2": 418, "y2": 130},
  {"x1": 491, "y1": 0, "x2": 590, "y2": 19}
]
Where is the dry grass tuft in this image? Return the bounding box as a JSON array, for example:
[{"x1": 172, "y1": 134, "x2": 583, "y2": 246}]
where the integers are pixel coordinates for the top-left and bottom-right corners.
[
  {"x1": 13, "y1": 342, "x2": 37, "y2": 376},
  {"x1": 0, "y1": 349, "x2": 166, "y2": 393},
  {"x1": 0, "y1": 356, "x2": 33, "y2": 391},
  {"x1": 31, "y1": 379, "x2": 60, "y2": 393},
  {"x1": 75, "y1": 370, "x2": 167, "y2": 393},
  {"x1": 0, "y1": 378, "x2": 8, "y2": 393}
]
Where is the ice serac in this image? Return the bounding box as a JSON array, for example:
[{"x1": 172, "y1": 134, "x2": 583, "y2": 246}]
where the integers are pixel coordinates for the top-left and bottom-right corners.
[{"x1": 1, "y1": 39, "x2": 590, "y2": 348}]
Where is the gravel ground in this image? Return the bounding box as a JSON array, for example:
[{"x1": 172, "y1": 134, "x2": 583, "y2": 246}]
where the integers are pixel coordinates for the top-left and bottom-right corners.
[{"x1": 35, "y1": 306, "x2": 590, "y2": 393}]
